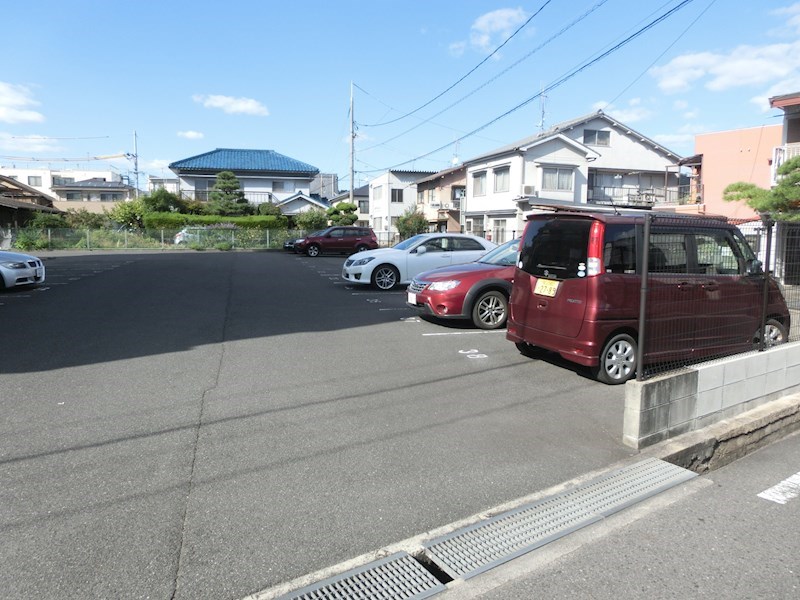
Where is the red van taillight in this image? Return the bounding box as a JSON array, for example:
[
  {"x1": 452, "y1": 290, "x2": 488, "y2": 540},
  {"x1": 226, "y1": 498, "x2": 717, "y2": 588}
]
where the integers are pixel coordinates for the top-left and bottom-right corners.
[{"x1": 587, "y1": 220, "x2": 605, "y2": 276}]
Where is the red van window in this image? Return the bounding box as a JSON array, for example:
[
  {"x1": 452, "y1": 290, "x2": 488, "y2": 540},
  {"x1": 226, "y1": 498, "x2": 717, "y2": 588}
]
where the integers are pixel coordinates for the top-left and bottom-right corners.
[{"x1": 519, "y1": 217, "x2": 591, "y2": 280}]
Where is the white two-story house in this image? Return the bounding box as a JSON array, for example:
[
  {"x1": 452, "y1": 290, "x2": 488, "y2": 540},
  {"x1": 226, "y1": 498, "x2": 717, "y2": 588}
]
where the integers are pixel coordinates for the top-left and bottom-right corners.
[
  {"x1": 369, "y1": 169, "x2": 435, "y2": 243},
  {"x1": 169, "y1": 148, "x2": 319, "y2": 206},
  {"x1": 463, "y1": 110, "x2": 683, "y2": 242}
]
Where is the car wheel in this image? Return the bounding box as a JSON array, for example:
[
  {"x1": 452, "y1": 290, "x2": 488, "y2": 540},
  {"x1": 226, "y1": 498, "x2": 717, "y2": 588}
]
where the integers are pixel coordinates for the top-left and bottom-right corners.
[
  {"x1": 515, "y1": 341, "x2": 540, "y2": 357},
  {"x1": 472, "y1": 290, "x2": 508, "y2": 329},
  {"x1": 593, "y1": 333, "x2": 637, "y2": 385},
  {"x1": 355, "y1": 244, "x2": 368, "y2": 252},
  {"x1": 753, "y1": 318, "x2": 788, "y2": 348},
  {"x1": 372, "y1": 264, "x2": 399, "y2": 290},
  {"x1": 306, "y1": 244, "x2": 321, "y2": 257}
]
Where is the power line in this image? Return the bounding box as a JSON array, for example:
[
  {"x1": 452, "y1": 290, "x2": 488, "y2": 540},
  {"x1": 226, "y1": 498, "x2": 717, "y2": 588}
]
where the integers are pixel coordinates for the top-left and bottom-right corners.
[
  {"x1": 359, "y1": 0, "x2": 553, "y2": 128},
  {"x1": 601, "y1": 0, "x2": 717, "y2": 109},
  {"x1": 358, "y1": 0, "x2": 613, "y2": 155},
  {"x1": 362, "y1": 0, "x2": 696, "y2": 174}
]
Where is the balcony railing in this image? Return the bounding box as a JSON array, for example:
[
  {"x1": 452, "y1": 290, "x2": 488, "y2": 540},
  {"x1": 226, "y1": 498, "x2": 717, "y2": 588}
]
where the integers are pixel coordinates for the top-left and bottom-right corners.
[
  {"x1": 588, "y1": 186, "x2": 692, "y2": 206},
  {"x1": 180, "y1": 190, "x2": 277, "y2": 203},
  {"x1": 772, "y1": 143, "x2": 800, "y2": 185}
]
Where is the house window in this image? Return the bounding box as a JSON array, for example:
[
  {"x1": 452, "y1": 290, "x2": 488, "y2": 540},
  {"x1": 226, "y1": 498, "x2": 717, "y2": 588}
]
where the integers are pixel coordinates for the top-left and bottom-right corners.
[
  {"x1": 273, "y1": 181, "x2": 284, "y2": 192},
  {"x1": 494, "y1": 167, "x2": 510, "y2": 193},
  {"x1": 66, "y1": 192, "x2": 82, "y2": 200},
  {"x1": 28, "y1": 176, "x2": 42, "y2": 186},
  {"x1": 100, "y1": 193, "x2": 122, "y2": 201},
  {"x1": 373, "y1": 185, "x2": 383, "y2": 201},
  {"x1": 583, "y1": 129, "x2": 610, "y2": 147},
  {"x1": 473, "y1": 172, "x2": 486, "y2": 196},
  {"x1": 358, "y1": 199, "x2": 369, "y2": 213},
  {"x1": 391, "y1": 188, "x2": 403, "y2": 203},
  {"x1": 53, "y1": 177, "x2": 75, "y2": 185},
  {"x1": 542, "y1": 167, "x2": 574, "y2": 192},
  {"x1": 418, "y1": 190, "x2": 424, "y2": 202}
]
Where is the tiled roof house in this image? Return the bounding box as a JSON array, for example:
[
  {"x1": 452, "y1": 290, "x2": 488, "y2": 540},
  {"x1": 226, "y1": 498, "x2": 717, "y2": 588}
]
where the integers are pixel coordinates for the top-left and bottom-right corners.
[{"x1": 169, "y1": 148, "x2": 320, "y2": 206}]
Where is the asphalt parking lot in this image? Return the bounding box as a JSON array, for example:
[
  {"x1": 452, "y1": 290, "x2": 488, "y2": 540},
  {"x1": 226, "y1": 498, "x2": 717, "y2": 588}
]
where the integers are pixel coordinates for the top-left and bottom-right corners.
[{"x1": 0, "y1": 250, "x2": 633, "y2": 599}]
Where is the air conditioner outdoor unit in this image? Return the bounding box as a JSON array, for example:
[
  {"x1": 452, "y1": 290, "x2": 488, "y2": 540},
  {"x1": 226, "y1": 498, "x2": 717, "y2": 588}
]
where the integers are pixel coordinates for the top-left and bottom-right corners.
[
  {"x1": 522, "y1": 185, "x2": 538, "y2": 197},
  {"x1": 443, "y1": 203, "x2": 450, "y2": 209}
]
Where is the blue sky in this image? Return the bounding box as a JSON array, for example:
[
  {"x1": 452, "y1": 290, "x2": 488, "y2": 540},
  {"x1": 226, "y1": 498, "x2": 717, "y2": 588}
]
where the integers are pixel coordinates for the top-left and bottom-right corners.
[{"x1": 2, "y1": 0, "x2": 799, "y2": 191}]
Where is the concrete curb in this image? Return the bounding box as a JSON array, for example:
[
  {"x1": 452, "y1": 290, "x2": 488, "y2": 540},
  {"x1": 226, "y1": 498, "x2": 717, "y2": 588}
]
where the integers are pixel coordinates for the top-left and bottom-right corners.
[{"x1": 644, "y1": 393, "x2": 800, "y2": 473}]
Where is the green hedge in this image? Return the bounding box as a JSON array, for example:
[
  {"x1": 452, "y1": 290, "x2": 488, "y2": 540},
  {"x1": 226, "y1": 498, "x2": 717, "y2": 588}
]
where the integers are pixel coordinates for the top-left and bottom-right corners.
[{"x1": 142, "y1": 212, "x2": 288, "y2": 229}]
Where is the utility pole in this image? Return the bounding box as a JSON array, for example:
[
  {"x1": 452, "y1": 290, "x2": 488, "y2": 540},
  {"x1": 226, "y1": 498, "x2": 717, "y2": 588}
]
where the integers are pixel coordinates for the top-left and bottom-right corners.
[
  {"x1": 349, "y1": 82, "x2": 355, "y2": 205},
  {"x1": 133, "y1": 130, "x2": 140, "y2": 198}
]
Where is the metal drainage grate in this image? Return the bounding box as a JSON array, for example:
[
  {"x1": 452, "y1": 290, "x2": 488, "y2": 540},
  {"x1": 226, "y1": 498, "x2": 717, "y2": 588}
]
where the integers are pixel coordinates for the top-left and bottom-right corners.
[
  {"x1": 278, "y1": 552, "x2": 446, "y2": 600},
  {"x1": 424, "y1": 458, "x2": 696, "y2": 580}
]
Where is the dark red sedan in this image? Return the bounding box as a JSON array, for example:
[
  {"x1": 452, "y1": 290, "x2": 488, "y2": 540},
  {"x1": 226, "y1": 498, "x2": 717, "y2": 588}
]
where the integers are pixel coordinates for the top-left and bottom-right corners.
[{"x1": 406, "y1": 238, "x2": 520, "y2": 329}]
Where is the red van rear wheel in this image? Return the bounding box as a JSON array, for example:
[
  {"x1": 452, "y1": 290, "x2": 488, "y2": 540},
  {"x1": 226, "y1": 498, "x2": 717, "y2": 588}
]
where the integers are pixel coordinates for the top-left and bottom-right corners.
[{"x1": 594, "y1": 333, "x2": 637, "y2": 385}]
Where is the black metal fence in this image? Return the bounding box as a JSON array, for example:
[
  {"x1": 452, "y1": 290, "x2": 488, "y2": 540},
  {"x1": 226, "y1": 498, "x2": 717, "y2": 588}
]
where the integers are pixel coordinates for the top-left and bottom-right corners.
[{"x1": 637, "y1": 214, "x2": 798, "y2": 380}]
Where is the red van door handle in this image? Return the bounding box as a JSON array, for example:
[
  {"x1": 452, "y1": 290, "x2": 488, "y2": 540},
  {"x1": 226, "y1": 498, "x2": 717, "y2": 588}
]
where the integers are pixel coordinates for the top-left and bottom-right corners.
[
  {"x1": 702, "y1": 282, "x2": 719, "y2": 292},
  {"x1": 676, "y1": 281, "x2": 695, "y2": 291}
]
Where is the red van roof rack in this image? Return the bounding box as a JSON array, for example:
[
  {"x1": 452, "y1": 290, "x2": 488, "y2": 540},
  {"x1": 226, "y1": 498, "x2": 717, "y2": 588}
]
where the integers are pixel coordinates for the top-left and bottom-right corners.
[{"x1": 525, "y1": 201, "x2": 652, "y2": 217}]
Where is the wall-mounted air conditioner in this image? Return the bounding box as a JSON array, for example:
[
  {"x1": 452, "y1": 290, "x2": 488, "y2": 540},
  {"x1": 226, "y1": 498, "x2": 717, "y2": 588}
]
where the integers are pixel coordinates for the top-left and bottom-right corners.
[{"x1": 522, "y1": 185, "x2": 538, "y2": 197}]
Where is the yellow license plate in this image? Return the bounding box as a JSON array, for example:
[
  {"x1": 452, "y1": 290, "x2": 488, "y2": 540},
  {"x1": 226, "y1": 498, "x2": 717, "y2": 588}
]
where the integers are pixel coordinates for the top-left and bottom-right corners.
[{"x1": 534, "y1": 278, "x2": 559, "y2": 297}]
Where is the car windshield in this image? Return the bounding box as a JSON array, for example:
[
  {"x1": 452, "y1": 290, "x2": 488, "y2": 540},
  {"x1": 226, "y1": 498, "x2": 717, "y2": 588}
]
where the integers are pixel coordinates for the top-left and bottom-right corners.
[
  {"x1": 393, "y1": 234, "x2": 427, "y2": 251},
  {"x1": 477, "y1": 238, "x2": 520, "y2": 266}
]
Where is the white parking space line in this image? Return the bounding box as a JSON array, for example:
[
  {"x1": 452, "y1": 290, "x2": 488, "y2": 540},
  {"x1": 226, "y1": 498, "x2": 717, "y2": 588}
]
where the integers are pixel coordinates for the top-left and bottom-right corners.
[
  {"x1": 422, "y1": 330, "x2": 506, "y2": 337},
  {"x1": 757, "y1": 471, "x2": 800, "y2": 504},
  {"x1": 378, "y1": 307, "x2": 413, "y2": 311}
]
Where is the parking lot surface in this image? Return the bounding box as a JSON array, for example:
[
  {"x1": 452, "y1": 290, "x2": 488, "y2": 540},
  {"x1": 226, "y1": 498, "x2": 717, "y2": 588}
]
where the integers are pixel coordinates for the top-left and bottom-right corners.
[{"x1": 0, "y1": 251, "x2": 632, "y2": 599}]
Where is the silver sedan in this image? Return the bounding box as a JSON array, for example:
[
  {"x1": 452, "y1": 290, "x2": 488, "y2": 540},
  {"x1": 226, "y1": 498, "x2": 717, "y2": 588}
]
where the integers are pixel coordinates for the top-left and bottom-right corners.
[{"x1": 0, "y1": 250, "x2": 46, "y2": 289}]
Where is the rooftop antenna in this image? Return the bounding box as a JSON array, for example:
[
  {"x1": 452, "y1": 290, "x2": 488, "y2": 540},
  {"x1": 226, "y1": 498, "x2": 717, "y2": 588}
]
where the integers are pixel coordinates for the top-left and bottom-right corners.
[
  {"x1": 538, "y1": 83, "x2": 547, "y2": 132},
  {"x1": 451, "y1": 140, "x2": 460, "y2": 166}
]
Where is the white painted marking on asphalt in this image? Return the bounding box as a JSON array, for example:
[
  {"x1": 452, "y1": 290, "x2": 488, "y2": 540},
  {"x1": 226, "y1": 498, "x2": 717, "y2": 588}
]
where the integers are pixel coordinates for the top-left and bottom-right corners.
[
  {"x1": 379, "y1": 307, "x2": 412, "y2": 311},
  {"x1": 422, "y1": 330, "x2": 505, "y2": 336},
  {"x1": 758, "y1": 472, "x2": 800, "y2": 505}
]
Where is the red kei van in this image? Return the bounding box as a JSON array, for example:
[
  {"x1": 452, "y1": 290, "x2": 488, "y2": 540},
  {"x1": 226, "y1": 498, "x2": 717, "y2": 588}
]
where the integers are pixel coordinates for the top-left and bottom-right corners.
[{"x1": 506, "y1": 207, "x2": 790, "y2": 384}]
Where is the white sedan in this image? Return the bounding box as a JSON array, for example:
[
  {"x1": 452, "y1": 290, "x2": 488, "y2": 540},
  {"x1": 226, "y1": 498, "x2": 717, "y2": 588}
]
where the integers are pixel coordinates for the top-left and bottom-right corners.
[
  {"x1": 0, "y1": 250, "x2": 46, "y2": 290},
  {"x1": 342, "y1": 233, "x2": 497, "y2": 290}
]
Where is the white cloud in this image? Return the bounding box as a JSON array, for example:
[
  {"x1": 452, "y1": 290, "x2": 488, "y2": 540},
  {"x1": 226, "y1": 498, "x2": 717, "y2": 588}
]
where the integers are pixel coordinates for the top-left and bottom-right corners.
[
  {"x1": 597, "y1": 98, "x2": 652, "y2": 123},
  {"x1": 177, "y1": 130, "x2": 204, "y2": 139},
  {"x1": 0, "y1": 132, "x2": 59, "y2": 153},
  {"x1": 651, "y1": 42, "x2": 800, "y2": 93},
  {"x1": 454, "y1": 7, "x2": 529, "y2": 55},
  {"x1": 449, "y1": 41, "x2": 467, "y2": 57},
  {"x1": 0, "y1": 82, "x2": 45, "y2": 124},
  {"x1": 750, "y1": 74, "x2": 800, "y2": 111},
  {"x1": 192, "y1": 94, "x2": 269, "y2": 116},
  {"x1": 770, "y1": 3, "x2": 800, "y2": 35},
  {"x1": 144, "y1": 159, "x2": 171, "y2": 172},
  {"x1": 673, "y1": 100, "x2": 689, "y2": 110}
]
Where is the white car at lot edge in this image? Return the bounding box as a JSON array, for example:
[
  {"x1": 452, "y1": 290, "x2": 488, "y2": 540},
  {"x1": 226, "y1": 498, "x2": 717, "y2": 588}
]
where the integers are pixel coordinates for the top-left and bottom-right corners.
[
  {"x1": 0, "y1": 250, "x2": 46, "y2": 289},
  {"x1": 342, "y1": 233, "x2": 497, "y2": 290}
]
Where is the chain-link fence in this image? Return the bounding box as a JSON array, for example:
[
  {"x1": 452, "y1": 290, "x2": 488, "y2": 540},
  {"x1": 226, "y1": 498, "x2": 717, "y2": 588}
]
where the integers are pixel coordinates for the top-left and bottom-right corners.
[
  {"x1": 3, "y1": 228, "x2": 309, "y2": 251},
  {"x1": 638, "y1": 214, "x2": 798, "y2": 380}
]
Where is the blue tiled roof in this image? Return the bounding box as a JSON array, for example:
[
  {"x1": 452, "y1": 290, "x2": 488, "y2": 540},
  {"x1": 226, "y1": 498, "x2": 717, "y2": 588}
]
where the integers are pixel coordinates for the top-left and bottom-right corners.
[{"x1": 169, "y1": 148, "x2": 319, "y2": 174}]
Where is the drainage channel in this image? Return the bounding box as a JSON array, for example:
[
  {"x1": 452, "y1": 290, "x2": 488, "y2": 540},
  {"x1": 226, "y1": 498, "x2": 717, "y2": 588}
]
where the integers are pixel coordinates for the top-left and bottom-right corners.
[{"x1": 274, "y1": 458, "x2": 695, "y2": 600}]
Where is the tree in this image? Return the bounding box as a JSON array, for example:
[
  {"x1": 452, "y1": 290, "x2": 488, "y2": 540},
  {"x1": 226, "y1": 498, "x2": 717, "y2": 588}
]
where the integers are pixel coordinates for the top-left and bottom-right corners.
[
  {"x1": 26, "y1": 212, "x2": 67, "y2": 229},
  {"x1": 106, "y1": 199, "x2": 147, "y2": 229},
  {"x1": 65, "y1": 208, "x2": 106, "y2": 228},
  {"x1": 207, "y1": 171, "x2": 253, "y2": 216},
  {"x1": 723, "y1": 156, "x2": 800, "y2": 216},
  {"x1": 142, "y1": 188, "x2": 186, "y2": 213},
  {"x1": 327, "y1": 201, "x2": 358, "y2": 226},
  {"x1": 395, "y1": 208, "x2": 429, "y2": 239},
  {"x1": 257, "y1": 201, "x2": 283, "y2": 217},
  {"x1": 295, "y1": 208, "x2": 328, "y2": 231}
]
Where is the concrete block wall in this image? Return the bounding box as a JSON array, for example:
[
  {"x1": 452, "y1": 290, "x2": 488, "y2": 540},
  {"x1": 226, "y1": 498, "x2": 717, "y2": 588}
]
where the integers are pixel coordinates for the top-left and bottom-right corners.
[{"x1": 623, "y1": 342, "x2": 800, "y2": 449}]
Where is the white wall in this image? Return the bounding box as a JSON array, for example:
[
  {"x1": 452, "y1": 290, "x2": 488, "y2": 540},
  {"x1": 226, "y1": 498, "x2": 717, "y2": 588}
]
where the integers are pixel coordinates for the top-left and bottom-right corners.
[{"x1": 0, "y1": 167, "x2": 121, "y2": 197}]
